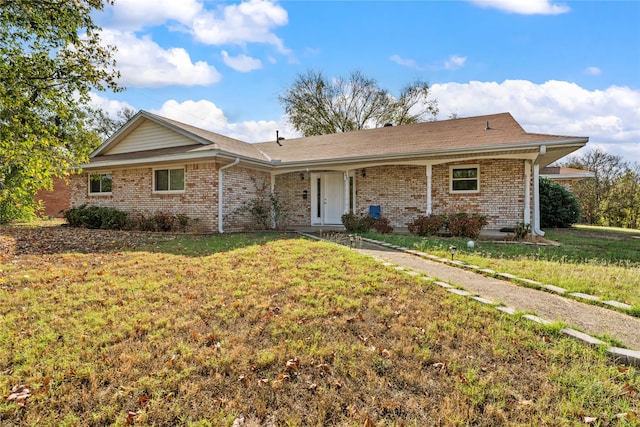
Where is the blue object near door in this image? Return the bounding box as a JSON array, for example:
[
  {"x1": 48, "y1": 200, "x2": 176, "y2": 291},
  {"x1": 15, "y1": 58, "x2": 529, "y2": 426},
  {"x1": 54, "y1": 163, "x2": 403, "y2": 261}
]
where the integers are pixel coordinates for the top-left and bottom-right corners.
[{"x1": 369, "y1": 205, "x2": 381, "y2": 219}]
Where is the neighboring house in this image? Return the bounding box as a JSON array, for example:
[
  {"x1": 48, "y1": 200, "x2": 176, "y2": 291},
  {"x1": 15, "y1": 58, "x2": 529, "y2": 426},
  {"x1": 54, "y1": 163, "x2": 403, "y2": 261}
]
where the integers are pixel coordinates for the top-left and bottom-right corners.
[
  {"x1": 69, "y1": 111, "x2": 589, "y2": 236},
  {"x1": 35, "y1": 177, "x2": 70, "y2": 218},
  {"x1": 540, "y1": 166, "x2": 595, "y2": 191}
]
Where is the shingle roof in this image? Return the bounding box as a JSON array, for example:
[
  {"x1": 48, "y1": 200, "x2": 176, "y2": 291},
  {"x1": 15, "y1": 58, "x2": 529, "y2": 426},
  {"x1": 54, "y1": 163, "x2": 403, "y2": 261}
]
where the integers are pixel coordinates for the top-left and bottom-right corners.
[
  {"x1": 87, "y1": 111, "x2": 587, "y2": 169},
  {"x1": 255, "y1": 113, "x2": 581, "y2": 164}
]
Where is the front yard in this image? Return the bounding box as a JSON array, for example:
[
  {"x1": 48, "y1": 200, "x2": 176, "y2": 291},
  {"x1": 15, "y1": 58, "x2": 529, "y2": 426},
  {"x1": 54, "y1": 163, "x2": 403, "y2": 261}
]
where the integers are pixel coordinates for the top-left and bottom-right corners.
[
  {"x1": 362, "y1": 225, "x2": 640, "y2": 310},
  {"x1": 0, "y1": 224, "x2": 638, "y2": 425}
]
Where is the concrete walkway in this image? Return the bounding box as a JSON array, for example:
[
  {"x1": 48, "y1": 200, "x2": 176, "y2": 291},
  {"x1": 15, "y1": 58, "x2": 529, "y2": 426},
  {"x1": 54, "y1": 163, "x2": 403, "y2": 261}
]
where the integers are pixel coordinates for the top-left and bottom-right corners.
[{"x1": 348, "y1": 241, "x2": 640, "y2": 358}]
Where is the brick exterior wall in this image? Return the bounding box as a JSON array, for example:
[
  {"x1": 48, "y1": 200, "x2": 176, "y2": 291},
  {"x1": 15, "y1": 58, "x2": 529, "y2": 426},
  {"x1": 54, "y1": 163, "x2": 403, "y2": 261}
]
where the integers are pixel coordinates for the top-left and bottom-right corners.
[
  {"x1": 70, "y1": 162, "x2": 270, "y2": 233},
  {"x1": 69, "y1": 159, "x2": 533, "y2": 232},
  {"x1": 432, "y1": 159, "x2": 528, "y2": 229},
  {"x1": 35, "y1": 178, "x2": 70, "y2": 217},
  {"x1": 221, "y1": 167, "x2": 271, "y2": 232},
  {"x1": 355, "y1": 159, "x2": 531, "y2": 229},
  {"x1": 356, "y1": 165, "x2": 426, "y2": 227},
  {"x1": 274, "y1": 172, "x2": 311, "y2": 227},
  {"x1": 551, "y1": 179, "x2": 574, "y2": 191}
]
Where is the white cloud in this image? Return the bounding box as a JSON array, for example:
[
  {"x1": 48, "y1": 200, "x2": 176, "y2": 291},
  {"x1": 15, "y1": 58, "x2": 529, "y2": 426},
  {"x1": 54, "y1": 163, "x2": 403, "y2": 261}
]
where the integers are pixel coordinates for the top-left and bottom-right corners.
[
  {"x1": 191, "y1": 0, "x2": 290, "y2": 53},
  {"x1": 105, "y1": 0, "x2": 202, "y2": 31},
  {"x1": 584, "y1": 66, "x2": 602, "y2": 76},
  {"x1": 88, "y1": 93, "x2": 137, "y2": 117},
  {"x1": 103, "y1": 0, "x2": 292, "y2": 68},
  {"x1": 101, "y1": 30, "x2": 221, "y2": 87},
  {"x1": 390, "y1": 54, "x2": 467, "y2": 71},
  {"x1": 430, "y1": 80, "x2": 640, "y2": 163},
  {"x1": 151, "y1": 99, "x2": 299, "y2": 143},
  {"x1": 467, "y1": 0, "x2": 570, "y2": 15},
  {"x1": 444, "y1": 55, "x2": 467, "y2": 70},
  {"x1": 390, "y1": 54, "x2": 419, "y2": 69},
  {"x1": 221, "y1": 51, "x2": 263, "y2": 72}
]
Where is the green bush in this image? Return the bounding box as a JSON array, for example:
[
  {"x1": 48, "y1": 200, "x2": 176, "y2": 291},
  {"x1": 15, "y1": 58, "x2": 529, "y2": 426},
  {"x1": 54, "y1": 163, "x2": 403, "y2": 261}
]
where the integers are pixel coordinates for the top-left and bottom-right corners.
[
  {"x1": 409, "y1": 213, "x2": 488, "y2": 238},
  {"x1": 539, "y1": 178, "x2": 581, "y2": 228},
  {"x1": 64, "y1": 205, "x2": 128, "y2": 230},
  {"x1": 64, "y1": 206, "x2": 194, "y2": 232},
  {"x1": 100, "y1": 208, "x2": 129, "y2": 230},
  {"x1": 372, "y1": 216, "x2": 393, "y2": 234},
  {"x1": 447, "y1": 212, "x2": 488, "y2": 239},
  {"x1": 408, "y1": 214, "x2": 447, "y2": 236},
  {"x1": 513, "y1": 222, "x2": 531, "y2": 240},
  {"x1": 341, "y1": 213, "x2": 376, "y2": 233},
  {"x1": 132, "y1": 212, "x2": 179, "y2": 232}
]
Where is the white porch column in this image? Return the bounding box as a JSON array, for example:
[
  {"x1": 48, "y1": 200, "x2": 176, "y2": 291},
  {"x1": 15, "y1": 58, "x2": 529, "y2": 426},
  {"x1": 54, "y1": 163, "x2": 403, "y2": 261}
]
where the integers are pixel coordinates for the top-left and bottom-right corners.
[
  {"x1": 343, "y1": 171, "x2": 350, "y2": 214},
  {"x1": 426, "y1": 164, "x2": 433, "y2": 215},
  {"x1": 524, "y1": 160, "x2": 531, "y2": 225},
  {"x1": 532, "y1": 162, "x2": 545, "y2": 236}
]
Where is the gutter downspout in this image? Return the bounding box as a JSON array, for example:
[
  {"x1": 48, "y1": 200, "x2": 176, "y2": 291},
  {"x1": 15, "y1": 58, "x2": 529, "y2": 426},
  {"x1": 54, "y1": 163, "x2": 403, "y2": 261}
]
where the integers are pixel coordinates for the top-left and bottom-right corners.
[
  {"x1": 532, "y1": 146, "x2": 546, "y2": 236},
  {"x1": 426, "y1": 164, "x2": 433, "y2": 215},
  {"x1": 218, "y1": 158, "x2": 240, "y2": 233}
]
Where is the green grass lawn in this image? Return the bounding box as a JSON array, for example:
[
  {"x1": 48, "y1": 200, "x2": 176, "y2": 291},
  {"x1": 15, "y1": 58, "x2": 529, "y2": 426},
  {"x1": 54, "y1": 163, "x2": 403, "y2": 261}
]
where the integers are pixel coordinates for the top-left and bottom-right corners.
[
  {"x1": 362, "y1": 225, "x2": 640, "y2": 310},
  {"x1": 0, "y1": 225, "x2": 638, "y2": 425}
]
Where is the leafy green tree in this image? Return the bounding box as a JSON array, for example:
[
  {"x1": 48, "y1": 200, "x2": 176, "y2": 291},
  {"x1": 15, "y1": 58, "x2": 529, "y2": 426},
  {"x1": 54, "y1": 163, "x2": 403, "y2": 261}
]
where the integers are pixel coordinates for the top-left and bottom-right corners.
[
  {"x1": 539, "y1": 177, "x2": 581, "y2": 228},
  {"x1": 279, "y1": 70, "x2": 438, "y2": 137},
  {"x1": 600, "y1": 166, "x2": 640, "y2": 229},
  {"x1": 0, "y1": 0, "x2": 121, "y2": 222},
  {"x1": 561, "y1": 148, "x2": 639, "y2": 229}
]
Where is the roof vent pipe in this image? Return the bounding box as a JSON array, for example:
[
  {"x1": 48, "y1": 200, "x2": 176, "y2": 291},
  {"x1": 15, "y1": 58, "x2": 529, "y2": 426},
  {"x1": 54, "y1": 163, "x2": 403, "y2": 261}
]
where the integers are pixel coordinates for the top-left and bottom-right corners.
[{"x1": 485, "y1": 121, "x2": 491, "y2": 130}]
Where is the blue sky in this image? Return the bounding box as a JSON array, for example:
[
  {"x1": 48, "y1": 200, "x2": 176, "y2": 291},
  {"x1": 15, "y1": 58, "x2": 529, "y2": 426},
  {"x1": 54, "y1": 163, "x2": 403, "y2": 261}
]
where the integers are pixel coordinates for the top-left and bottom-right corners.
[{"x1": 92, "y1": 0, "x2": 640, "y2": 164}]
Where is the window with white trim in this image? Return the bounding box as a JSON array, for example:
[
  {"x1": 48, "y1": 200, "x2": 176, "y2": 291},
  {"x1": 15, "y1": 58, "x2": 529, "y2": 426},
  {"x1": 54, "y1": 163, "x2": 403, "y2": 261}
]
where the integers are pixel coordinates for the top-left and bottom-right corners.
[
  {"x1": 89, "y1": 173, "x2": 112, "y2": 194},
  {"x1": 154, "y1": 168, "x2": 185, "y2": 192},
  {"x1": 450, "y1": 165, "x2": 479, "y2": 193}
]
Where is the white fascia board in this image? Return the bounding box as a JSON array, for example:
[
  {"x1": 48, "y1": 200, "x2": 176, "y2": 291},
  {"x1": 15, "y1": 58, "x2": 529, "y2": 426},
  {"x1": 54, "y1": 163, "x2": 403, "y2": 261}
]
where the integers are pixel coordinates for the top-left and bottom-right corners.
[
  {"x1": 270, "y1": 138, "x2": 587, "y2": 172},
  {"x1": 81, "y1": 151, "x2": 271, "y2": 170},
  {"x1": 541, "y1": 173, "x2": 596, "y2": 179}
]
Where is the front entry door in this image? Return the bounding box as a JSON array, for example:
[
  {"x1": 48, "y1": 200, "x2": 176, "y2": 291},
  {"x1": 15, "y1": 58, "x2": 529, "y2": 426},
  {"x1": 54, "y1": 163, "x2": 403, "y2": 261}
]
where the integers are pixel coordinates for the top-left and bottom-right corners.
[
  {"x1": 323, "y1": 173, "x2": 344, "y2": 224},
  {"x1": 311, "y1": 173, "x2": 346, "y2": 225}
]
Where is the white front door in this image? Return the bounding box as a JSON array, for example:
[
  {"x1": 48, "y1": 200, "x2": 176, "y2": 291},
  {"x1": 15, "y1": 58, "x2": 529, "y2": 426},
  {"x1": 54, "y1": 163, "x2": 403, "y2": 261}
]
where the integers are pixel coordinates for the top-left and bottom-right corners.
[
  {"x1": 324, "y1": 173, "x2": 344, "y2": 224},
  {"x1": 311, "y1": 173, "x2": 347, "y2": 225}
]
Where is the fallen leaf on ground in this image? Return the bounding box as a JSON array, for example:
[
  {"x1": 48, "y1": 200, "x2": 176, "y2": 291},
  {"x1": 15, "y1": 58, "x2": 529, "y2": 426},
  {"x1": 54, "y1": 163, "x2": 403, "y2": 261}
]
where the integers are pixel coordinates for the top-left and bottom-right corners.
[
  {"x1": 126, "y1": 410, "x2": 142, "y2": 425},
  {"x1": 5, "y1": 384, "x2": 31, "y2": 407}
]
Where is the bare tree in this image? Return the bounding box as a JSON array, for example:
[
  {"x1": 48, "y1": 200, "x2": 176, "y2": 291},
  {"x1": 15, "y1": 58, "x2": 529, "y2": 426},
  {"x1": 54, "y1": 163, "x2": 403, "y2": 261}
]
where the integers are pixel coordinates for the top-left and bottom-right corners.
[
  {"x1": 87, "y1": 106, "x2": 138, "y2": 141},
  {"x1": 279, "y1": 70, "x2": 438, "y2": 137}
]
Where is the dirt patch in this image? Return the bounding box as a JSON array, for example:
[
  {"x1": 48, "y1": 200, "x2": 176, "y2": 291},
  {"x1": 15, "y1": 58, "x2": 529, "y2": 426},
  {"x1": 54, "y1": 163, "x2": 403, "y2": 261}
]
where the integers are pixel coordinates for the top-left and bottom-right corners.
[{"x1": 0, "y1": 223, "x2": 175, "y2": 258}]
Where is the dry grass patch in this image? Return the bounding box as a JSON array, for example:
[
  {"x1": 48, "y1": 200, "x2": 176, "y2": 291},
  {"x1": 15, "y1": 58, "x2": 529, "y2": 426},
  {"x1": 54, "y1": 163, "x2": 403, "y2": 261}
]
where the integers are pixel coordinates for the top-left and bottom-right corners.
[
  {"x1": 0, "y1": 225, "x2": 638, "y2": 426},
  {"x1": 364, "y1": 226, "x2": 640, "y2": 309}
]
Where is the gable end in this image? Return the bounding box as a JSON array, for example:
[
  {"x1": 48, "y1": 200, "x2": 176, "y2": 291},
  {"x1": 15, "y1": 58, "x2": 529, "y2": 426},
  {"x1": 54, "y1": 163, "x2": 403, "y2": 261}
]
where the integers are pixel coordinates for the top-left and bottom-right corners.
[{"x1": 104, "y1": 119, "x2": 202, "y2": 155}]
